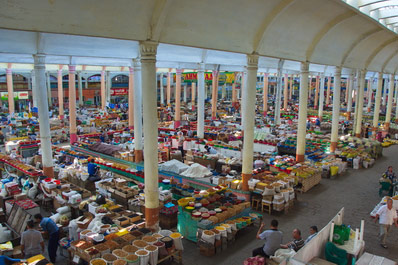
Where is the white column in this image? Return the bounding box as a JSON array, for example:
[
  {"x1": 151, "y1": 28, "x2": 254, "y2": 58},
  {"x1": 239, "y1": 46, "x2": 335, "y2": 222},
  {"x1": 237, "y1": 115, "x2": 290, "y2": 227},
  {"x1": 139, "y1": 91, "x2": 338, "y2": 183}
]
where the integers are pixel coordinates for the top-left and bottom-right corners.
[
  {"x1": 330, "y1": 66, "x2": 341, "y2": 153},
  {"x1": 78, "y1": 71, "x2": 83, "y2": 107},
  {"x1": 355, "y1": 70, "x2": 366, "y2": 137},
  {"x1": 106, "y1": 71, "x2": 112, "y2": 104},
  {"x1": 382, "y1": 78, "x2": 387, "y2": 106},
  {"x1": 326, "y1": 76, "x2": 331, "y2": 106},
  {"x1": 373, "y1": 73, "x2": 383, "y2": 137},
  {"x1": 241, "y1": 54, "x2": 258, "y2": 191},
  {"x1": 221, "y1": 84, "x2": 226, "y2": 99},
  {"x1": 33, "y1": 54, "x2": 54, "y2": 177},
  {"x1": 241, "y1": 71, "x2": 247, "y2": 127},
  {"x1": 197, "y1": 63, "x2": 205, "y2": 139},
  {"x1": 167, "y1": 69, "x2": 171, "y2": 106},
  {"x1": 183, "y1": 84, "x2": 187, "y2": 103},
  {"x1": 274, "y1": 60, "x2": 284, "y2": 125},
  {"x1": 296, "y1": 62, "x2": 309, "y2": 162},
  {"x1": 57, "y1": 68, "x2": 64, "y2": 119},
  {"x1": 367, "y1": 78, "x2": 373, "y2": 111},
  {"x1": 139, "y1": 41, "x2": 159, "y2": 229},
  {"x1": 46, "y1": 72, "x2": 52, "y2": 106},
  {"x1": 191, "y1": 81, "x2": 196, "y2": 111},
  {"x1": 34, "y1": 55, "x2": 53, "y2": 175},
  {"x1": 31, "y1": 70, "x2": 38, "y2": 108},
  {"x1": 385, "y1": 74, "x2": 395, "y2": 130},
  {"x1": 128, "y1": 67, "x2": 134, "y2": 128},
  {"x1": 263, "y1": 73, "x2": 268, "y2": 116},
  {"x1": 318, "y1": 74, "x2": 325, "y2": 119},
  {"x1": 395, "y1": 79, "x2": 398, "y2": 122},
  {"x1": 160, "y1": 73, "x2": 165, "y2": 106},
  {"x1": 133, "y1": 59, "x2": 143, "y2": 162}
]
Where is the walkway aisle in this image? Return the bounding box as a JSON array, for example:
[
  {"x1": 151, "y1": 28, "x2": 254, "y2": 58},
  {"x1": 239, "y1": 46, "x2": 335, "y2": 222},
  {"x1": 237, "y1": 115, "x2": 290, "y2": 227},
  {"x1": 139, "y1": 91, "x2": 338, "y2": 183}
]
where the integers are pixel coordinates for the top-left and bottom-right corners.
[{"x1": 181, "y1": 146, "x2": 398, "y2": 265}]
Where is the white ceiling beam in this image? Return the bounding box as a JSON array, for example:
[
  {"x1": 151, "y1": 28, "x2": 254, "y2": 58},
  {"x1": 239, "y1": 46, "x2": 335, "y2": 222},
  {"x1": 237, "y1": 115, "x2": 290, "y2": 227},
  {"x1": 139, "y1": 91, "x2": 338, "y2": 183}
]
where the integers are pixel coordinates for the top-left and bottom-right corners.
[{"x1": 147, "y1": 0, "x2": 174, "y2": 41}]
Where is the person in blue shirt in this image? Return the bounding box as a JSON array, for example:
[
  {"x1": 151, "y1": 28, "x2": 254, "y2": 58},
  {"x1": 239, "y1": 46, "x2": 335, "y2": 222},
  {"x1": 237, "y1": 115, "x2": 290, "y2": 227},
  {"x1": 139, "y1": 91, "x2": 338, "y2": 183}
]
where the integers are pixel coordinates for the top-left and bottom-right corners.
[
  {"x1": 34, "y1": 214, "x2": 59, "y2": 263},
  {"x1": 0, "y1": 255, "x2": 23, "y2": 265}
]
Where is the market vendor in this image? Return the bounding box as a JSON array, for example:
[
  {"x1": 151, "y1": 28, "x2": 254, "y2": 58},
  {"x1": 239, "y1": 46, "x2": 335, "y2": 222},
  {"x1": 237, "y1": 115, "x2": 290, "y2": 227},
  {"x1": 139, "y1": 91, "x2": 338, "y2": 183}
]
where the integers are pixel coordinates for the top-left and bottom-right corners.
[
  {"x1": 34, "y1": 214, "x2": 59, "y2": 263},
  {"x1": 383, "y1": 166, "x2": 396, "y2": 183},
  {"x1": 252, "y1": 219, "x2": 283, "y2": 258},
  {"x1": 204, "y1": 145, "x2": 217, "y2": 154},
  {"x1": 87, "y1": 158, "x2": 99, "y2": 177}
]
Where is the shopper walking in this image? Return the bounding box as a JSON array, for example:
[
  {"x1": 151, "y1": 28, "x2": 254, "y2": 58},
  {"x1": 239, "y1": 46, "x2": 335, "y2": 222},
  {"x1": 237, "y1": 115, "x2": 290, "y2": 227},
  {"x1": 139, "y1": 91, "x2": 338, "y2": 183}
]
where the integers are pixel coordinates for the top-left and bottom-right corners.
[
  {"x1": 21, "y1": 220, "x2": 45, "y2": 258},
  {"x1": 34, "y1": 214, "x2": 59, "y2": 263},
  {"x1": 374, "y1": 198, "x2": 398, "y2": 248},
  {"x1": 252, "y1": 219, "x2": 283, "y2": 259}
]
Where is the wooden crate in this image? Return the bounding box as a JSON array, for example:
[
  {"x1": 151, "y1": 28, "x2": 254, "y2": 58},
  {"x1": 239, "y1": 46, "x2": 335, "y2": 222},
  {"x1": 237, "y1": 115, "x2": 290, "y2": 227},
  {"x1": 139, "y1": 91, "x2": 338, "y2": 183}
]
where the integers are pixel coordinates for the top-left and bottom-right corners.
[{"x1": 298, "y1": 172, "x2": 321, "y2": 193}]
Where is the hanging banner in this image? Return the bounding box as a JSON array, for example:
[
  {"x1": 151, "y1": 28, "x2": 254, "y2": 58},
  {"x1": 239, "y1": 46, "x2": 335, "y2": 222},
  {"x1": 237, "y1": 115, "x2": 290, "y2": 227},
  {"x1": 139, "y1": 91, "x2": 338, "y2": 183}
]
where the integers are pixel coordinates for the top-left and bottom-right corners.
[
  {"x1": 111, "y1": 88, "x2": 128, "y2": 96},
  {"x1": 177, "y1": 72, "x2": 236, "y2": 84}
]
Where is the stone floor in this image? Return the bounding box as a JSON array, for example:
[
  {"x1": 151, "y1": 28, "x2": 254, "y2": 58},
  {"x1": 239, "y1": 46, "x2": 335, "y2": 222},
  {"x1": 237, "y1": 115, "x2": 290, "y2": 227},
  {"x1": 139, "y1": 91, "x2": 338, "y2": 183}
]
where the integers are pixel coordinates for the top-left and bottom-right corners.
[{"x1": 54, "y1": 145, "x2": 398, "y2": 264}]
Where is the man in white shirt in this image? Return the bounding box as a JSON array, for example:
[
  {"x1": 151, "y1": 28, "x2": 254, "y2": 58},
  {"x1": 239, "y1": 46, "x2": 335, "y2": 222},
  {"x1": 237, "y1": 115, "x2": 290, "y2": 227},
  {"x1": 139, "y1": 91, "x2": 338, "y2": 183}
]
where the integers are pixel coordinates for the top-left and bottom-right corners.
[{"x1": 375, "y1": 198, "x2": 398, "y2": 248}]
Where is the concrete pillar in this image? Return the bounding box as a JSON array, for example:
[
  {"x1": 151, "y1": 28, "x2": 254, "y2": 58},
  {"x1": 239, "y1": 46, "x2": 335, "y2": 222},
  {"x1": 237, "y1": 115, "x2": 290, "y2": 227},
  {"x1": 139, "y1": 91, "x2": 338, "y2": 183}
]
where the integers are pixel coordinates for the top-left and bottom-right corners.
[
  {"x1": 139, "y1": 41, "x2": 159, "y2": 230},
  {"x1": 221, "y1": 84, "x2": 226, "y2": 99},
  {"x1": 330, "y1": 67, "x2": 341, "y2": 153},
  {"x1": 106, "y1": 71, "x2": 112, "y2": 104},
  {"x1": 366, "y1": 78, "x2": 371, "y2": 112},
  {"x1": 395, "y1": 79, "x2": 398, "y2": 123},
  {"x1": 314, "y1": 75, "x2": 320, "y2": 110},
  {"x1": 197, "y1": 63, "x2": 205, "y2": 138},
  {"x1": 326, "y1": 76, "x2": 331, "y2": 106},
  {"x1": 31, "y1": 71, "x2": 38, "y2": 108},
  {"x1": 353, "y1": 71, "x2": 361, "y2": 133},
  {"x1": 373, "y1": 73, "x2": 383, "y2": 137},
  {"x1": 367, "y1": 78, "x2": 373, "y2": 112},
  {"x1": 263, "y1": 73, "x2": 268, "y2": 116},
  {"x1": 68, "y1": 65, "x2": 77, "y2": 144},
  {"x1": 274, "y1": 60, "x2": 284, "y2": 125},
  {"x1": 346, "y1": 73, "x2": 354, "y2": 120},
  {"x1": 308, "y1": 76, "x2": 312, "y2": 99},
  {"x1": 133, "y1": 59, "x2": 143, "y2": 162},
  {"x1": 191, "y1": 82, "x2": 196, "y2": 111},
  {"x1": 183, "y1": 84, "x2": 187, "y2": 103},
  {"x1": 241, "y1": 71, "x2": 247, "y2": 126},
  {"x1": 211, "y1": 70, "x2": 218, "y2": 119},
  {"x1": 57, "y1": 67, "x2": 64, "y2": 119},
  {"x1": 382, "y1": 79, "x2": 387, "y2": 106},
  {"x1": 385, "y1": 74, "x2": 395, "y2": 130},
  {"x1": 78, "y1": 71, "x2": 83, "y2": 107},
  {"x1": 167, "y1": 69, "x2": 171, "y2": 106},
  {"x1": 355, "y1": 70, "x2": 366, "y2": 137},
  {"x1": 174, "y1": 69, "x2": 183, "y2": 128},
  {"x1": 241, "y1": 54, "x2": 258, "y2": 191},
  {"x1": 46, "y1": 72, "x2": 52, "y2": 106},
  {"x1": 296, "y1": 62, "x2": 309, "y2": 162},
  {"x1": 283, "y1": 74, "x2": 289, "y2": 110},
  {"x1": 101, "y1": 68, "x2": 106, "y2": 110},
  {"x1": 232, "y1": 73, "x2": 238, "y2": 103},
  {"x1": 160, "y1": 73, "x2": 165, "y2": 106},
  {"x1": 33, "y1": 54, "x2": 54, "y2": 178},
  {"x1": 6, "y1": 66, "x2": 14, "y2": 115},
  {"x1": 85, "y1": 77, "x2": 89, "y2": 90},
  {"x1": 289, "y1": 74, "x2": 293, "y2": 100},
  {"x1": 128, "y1": 67, "x2": 134, "y2": 129},
  {"x1": 318, "y1": 74, "x2": 325, "y2": 119}
]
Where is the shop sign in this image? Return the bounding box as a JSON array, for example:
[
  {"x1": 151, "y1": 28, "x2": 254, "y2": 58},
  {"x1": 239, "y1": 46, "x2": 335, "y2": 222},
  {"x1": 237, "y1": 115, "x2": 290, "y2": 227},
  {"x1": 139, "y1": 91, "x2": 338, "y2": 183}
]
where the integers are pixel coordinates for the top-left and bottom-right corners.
[
  {"x1": 180, "y1": 72, "x2": 236, "y2": 84},
  {"x1": 111, "y1": 88, "x2": 128, "y2": 96},
  {"x1": 18, "y1": 92, "x2": 29, "y2": 99},
  {"x1": 0, "y1": 92, "x2": 18, "y2": 100}
]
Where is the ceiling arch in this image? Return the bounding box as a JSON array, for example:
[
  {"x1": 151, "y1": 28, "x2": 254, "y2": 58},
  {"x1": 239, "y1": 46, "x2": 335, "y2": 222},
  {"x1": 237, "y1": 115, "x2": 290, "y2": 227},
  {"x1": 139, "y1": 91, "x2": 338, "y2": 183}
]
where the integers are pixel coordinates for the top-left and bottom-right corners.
[{"x1": 364, "y1": 37, "x2": 398, "y2": 69}]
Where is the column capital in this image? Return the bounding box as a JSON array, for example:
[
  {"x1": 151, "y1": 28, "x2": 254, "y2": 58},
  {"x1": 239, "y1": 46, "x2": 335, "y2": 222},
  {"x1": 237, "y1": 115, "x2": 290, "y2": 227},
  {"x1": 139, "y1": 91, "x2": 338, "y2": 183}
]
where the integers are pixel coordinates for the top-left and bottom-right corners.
[
  {"x1": 34, "y1": 54, "x2": 46, "y2": 70},
  {"x1": 300, "y1": 61, "x2": 309, "y2": 73},
  {"x1": 247, "y1": 53, "x2": 259, "y2": 70},
  {"x1": 133, "y1": 59, "x2": 141, "y2": 70},
  {"x1": 176, "y1": 68, "x2": 183, "y2": 75},
  {"x1": 139, "y1": 41, "x2": 158, "y2": 61},
  {"x1": 68, "y1": 65, "x2": 76, "y2": 74},
  {"x1": 198, "y1": 63, "x2": 205, "y2": 72},
  {"x1": 335, "y1": 66, "x2": 342, "y2": 76}
]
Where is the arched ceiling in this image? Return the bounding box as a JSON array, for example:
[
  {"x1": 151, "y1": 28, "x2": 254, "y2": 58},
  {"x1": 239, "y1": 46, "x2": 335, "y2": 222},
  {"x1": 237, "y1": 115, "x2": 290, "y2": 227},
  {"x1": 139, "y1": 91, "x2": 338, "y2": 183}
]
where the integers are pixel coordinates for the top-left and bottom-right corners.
[{"x1": 0, "y1": 0, "x2": 397, "y2": 76}]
